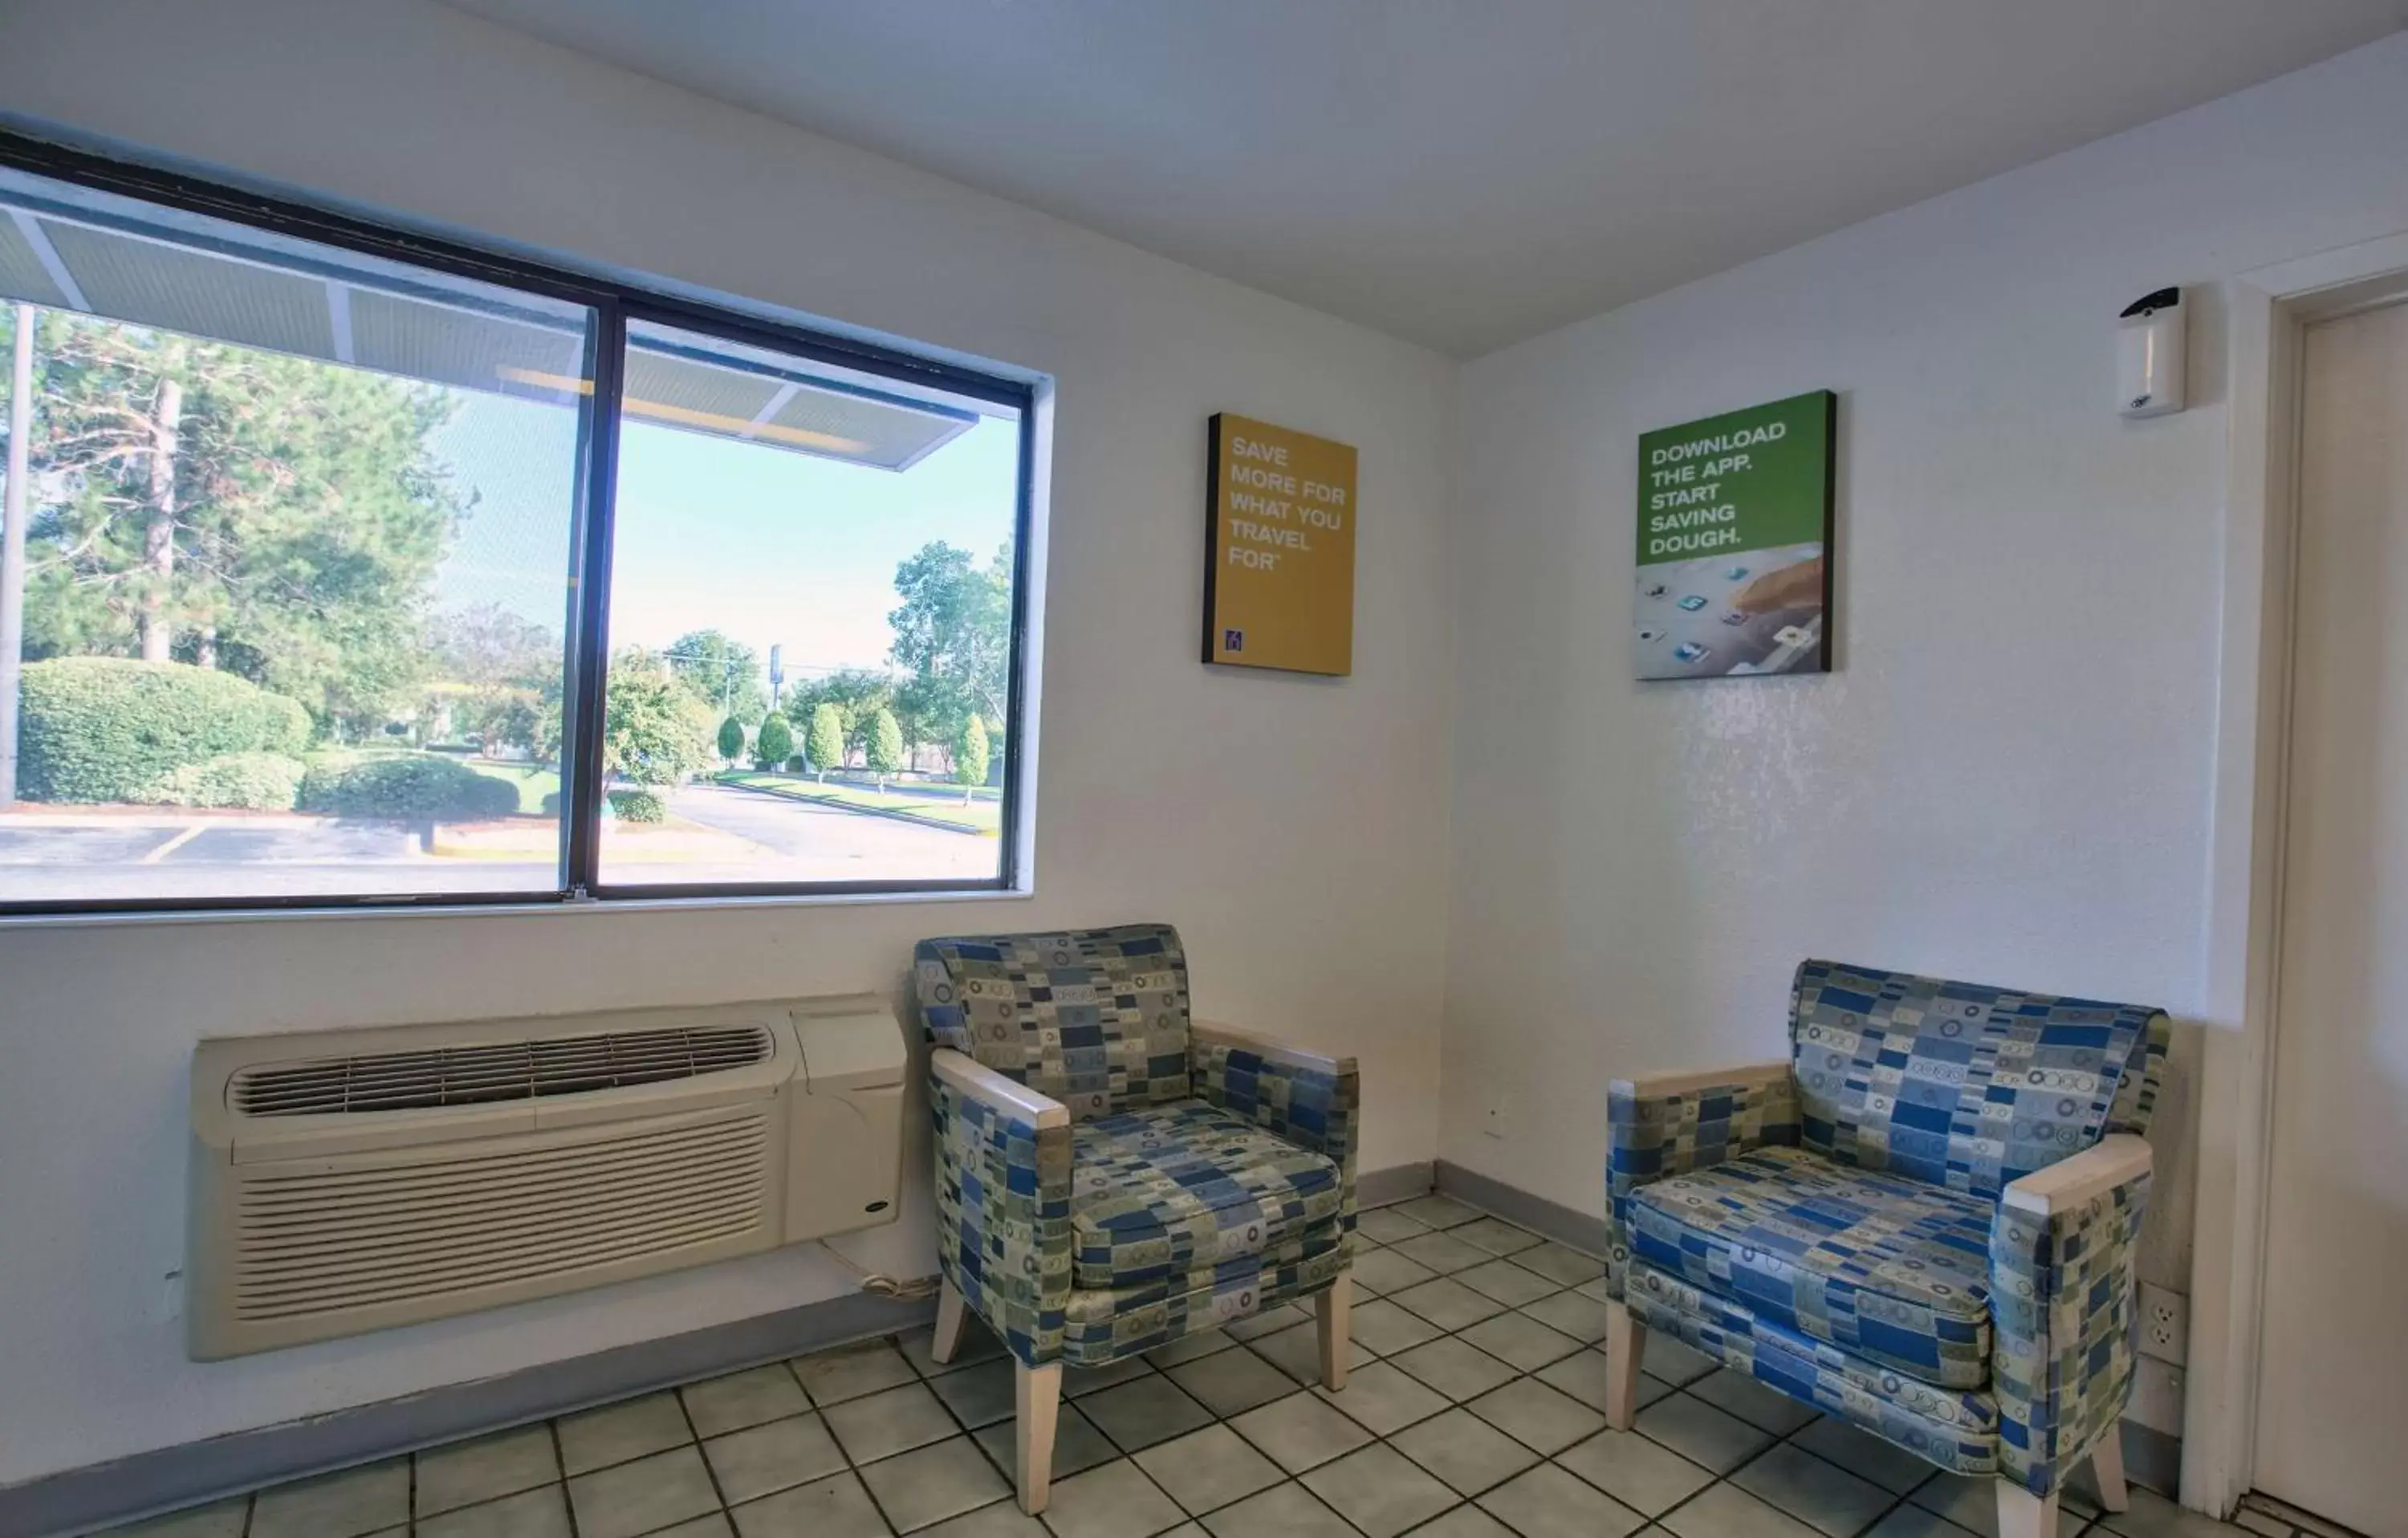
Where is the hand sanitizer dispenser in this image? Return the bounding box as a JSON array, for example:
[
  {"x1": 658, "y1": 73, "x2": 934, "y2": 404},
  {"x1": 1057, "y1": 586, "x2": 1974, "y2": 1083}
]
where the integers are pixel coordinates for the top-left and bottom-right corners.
[{"x1": 2118, "y1": 287, "x2": 2185, "y2": 418}]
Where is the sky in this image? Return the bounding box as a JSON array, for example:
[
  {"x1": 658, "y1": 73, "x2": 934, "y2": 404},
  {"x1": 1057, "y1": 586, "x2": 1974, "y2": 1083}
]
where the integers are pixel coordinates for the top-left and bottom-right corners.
[{"x1": 430, "y1": 389, "x2": 1019, "y2": 688}]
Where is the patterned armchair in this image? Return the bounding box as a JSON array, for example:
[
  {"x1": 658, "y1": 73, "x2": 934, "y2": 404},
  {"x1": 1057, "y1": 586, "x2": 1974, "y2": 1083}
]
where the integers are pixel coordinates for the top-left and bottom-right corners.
[
  {"x1": 1603, "y1": 960, "x2": 2169, "y2": 1538},
  {"x1": 913, "y1": 924, "x2": 1360, "y2": 1514}
]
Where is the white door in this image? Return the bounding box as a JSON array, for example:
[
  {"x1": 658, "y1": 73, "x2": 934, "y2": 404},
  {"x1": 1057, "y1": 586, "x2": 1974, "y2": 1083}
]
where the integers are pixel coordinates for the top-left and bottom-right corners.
[{"x1": 2255, "y1": 295, "x2": 2408, "y2": 1536}]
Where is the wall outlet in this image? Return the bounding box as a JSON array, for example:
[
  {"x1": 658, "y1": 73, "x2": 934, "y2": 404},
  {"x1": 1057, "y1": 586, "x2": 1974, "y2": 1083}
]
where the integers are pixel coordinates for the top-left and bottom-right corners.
[
  {"x1": 1481, "y1": 1091, "x2": 1517, "y2": 1141},
  {"x1": 2138, "y1": 1282, "x2": 2188, "y2": 1365},
  {"x1": 2127, "y1": 1356, "x2": 2185, "y2": 1436}
]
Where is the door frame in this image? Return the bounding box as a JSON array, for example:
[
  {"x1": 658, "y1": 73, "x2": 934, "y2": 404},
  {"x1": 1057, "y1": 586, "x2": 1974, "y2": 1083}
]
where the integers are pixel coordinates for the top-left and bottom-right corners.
[{"x1": 2188, "y1": 230, "x2": 2408, "y2": 1516}]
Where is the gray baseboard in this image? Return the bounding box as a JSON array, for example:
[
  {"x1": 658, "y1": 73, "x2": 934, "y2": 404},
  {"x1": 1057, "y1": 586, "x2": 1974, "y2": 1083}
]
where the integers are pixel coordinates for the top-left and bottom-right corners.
[
  {"x1": 3, "y1": 1158, "x2": 1438, "y2": 1538},
  {"x1": 1, "y1": 1290, "x2": 931, "y2": 1538},
  {"x1": 1434, "y1": 1158, "x2": 1611, "y2": 1255},
  {"x1": 1357, "y1": 1160, "x2": 1434, "y2": 1210}
]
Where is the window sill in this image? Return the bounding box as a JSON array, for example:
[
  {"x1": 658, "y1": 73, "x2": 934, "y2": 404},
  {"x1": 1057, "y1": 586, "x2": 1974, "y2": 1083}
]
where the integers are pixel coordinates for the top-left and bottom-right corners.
[{"x1": 0, "y1": 881, "x2": 1034, "y2": 931}]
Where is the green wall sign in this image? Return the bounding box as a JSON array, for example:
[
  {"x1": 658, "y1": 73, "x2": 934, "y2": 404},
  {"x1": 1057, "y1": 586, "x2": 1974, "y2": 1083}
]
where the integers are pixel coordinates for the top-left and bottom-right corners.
[{"x1": 1633, "y1": 389, "x2": 1835, "y2": 681}]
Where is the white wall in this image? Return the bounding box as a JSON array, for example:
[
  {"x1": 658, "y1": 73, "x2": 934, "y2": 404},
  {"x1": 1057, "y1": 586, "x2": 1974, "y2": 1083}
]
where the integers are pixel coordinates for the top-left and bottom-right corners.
[
  {"x1": 0, "y1": 0, "x2": 1457, "y2": 1487},
  {"x1": 1440, "y1": 34, "x2": 2408, "y2": 1294}
]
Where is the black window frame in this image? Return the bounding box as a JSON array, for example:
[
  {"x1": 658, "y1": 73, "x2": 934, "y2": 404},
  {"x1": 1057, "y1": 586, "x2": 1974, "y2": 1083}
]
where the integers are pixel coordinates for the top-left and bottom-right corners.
[{"x1": 0, "y1": 128, "x2": 1037, "y2": 917}]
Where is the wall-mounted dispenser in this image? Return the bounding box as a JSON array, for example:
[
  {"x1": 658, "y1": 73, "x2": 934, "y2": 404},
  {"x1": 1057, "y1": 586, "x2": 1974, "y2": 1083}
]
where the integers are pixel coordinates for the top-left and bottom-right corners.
[{"x1": 2118, "y1": 287, "x2": 2186, "y2": 418}]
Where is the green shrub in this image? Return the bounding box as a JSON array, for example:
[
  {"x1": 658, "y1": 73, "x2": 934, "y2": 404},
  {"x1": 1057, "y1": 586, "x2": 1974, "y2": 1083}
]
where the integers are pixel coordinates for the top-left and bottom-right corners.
[
  {"x1": 142, "y1": 752, "x2": 307, "y2": 811},
  {"x1": 718, "y1": 715, "x2": 747, "y2": 761},
  {"x1": 299, "y1": 752, "x2": 521, "y2": 821},
  {"x1": 755, "y1": 711, "x2": 793, "y2": 769},
  {"x1": 18, "y1": 658, "x2": 315, "y2": 804},
  {"x1": 608, "y1": 787, "x2": 666, "y2": 823}
]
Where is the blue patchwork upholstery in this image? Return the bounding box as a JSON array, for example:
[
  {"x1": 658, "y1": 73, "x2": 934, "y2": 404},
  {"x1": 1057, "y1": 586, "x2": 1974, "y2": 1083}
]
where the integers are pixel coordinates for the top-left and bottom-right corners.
[
  {"x1": 918, "y1": 925, "x2": 1357, "y2": 1369},
  {"x1": 1070, "y1": 1101, "x2": 1344, "y2": 1288},
  {"x1": 1789, "y1": 959, "x2": 2163, "y2": 1199},
  {"x1": 1608, "y1": 959, "x2": 2169, "y2": 1501},
  {"x1": 1629, "y1": 1146, "x2": 1994, "y2": 1387},
  {"x1": 917, "y1": 925, "x2": 1192, "y2": 1121}
]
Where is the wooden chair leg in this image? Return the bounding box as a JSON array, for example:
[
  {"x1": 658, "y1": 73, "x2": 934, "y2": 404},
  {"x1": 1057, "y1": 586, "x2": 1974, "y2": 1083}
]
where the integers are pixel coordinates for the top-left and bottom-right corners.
[
  {"x1": 1995, "y1": 1480, "x2": 2059, "y2": 1538},
  {"x1": 1604, "y1": 1298, "x2": 1646, "y2": 1430},
  {"x1": 1015, "y1": 1360, "x2": 1061, "y2": 1515},
  {"x1": 1316, "y1": 1271, "x2": 1352, "y2": 1391},
  {"x1": 2091, "y1": 1426, "x2": 2129, "y2": 1512},
  {"x1": 929, "y1": 1280, "x2": 969, "y2": 1365}
]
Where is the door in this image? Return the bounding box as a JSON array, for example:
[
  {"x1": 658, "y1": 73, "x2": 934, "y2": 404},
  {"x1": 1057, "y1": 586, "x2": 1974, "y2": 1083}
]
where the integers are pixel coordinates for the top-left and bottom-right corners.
[{"x1": 2255, "y1": 296, "x2": 2408, "y2": 1536}]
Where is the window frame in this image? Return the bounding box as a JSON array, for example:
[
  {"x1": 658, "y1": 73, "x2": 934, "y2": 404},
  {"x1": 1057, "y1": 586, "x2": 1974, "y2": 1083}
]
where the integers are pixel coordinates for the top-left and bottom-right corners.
[{"x1": 0, "y1": 128, "x2": 1037, "y2": 917}]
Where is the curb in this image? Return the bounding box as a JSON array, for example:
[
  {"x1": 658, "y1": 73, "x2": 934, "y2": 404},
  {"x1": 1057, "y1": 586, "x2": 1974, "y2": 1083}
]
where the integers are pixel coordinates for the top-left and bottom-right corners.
[{"x1": 711, "y1": 778, "x2": 993, "y2": 837}]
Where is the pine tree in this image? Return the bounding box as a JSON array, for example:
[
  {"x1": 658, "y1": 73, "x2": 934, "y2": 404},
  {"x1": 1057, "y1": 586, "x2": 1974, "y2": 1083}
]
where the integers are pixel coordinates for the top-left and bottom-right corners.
[
  {"x1": 717, "y1": 714, "x2": 746, "y2": 763},
  {"x1": 866, "y1": 706, "x2": 905, "y2": 793},
  {"x1": 755, "y1": 710, "x2": 793, "y2": 770},
  {"x1": 953, "y1": 714, "x2": 990, "y2": 804},
  {"x1": 806, "y1": 702, "x2": 844, "y2": 783}
]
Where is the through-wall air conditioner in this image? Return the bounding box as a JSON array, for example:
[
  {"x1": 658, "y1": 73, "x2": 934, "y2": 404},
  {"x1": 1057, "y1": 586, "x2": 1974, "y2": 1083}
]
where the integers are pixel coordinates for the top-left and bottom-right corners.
[{"x1": 186, "y1": 995, "x2": 905, "y2": 1360}]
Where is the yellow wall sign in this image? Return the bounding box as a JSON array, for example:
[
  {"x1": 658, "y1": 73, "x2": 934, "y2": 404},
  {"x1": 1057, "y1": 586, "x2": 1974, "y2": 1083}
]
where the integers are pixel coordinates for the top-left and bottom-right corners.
[{"x1": 1203, "y1": 413, "x2": 1357, "y2": 676}]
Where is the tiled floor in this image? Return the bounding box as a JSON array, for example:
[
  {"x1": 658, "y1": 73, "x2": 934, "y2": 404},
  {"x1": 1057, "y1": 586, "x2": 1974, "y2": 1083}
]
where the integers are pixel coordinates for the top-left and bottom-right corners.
[{"x1": 105, "y1": 1193, "x2": 2280, "y2": 1538}]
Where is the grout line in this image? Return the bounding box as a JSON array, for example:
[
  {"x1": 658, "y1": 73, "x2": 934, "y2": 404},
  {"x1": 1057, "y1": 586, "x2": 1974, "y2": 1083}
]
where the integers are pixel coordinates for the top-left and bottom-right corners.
[{"x1": 548, "y1": 1421, "x2": 581, "y2": 1538}]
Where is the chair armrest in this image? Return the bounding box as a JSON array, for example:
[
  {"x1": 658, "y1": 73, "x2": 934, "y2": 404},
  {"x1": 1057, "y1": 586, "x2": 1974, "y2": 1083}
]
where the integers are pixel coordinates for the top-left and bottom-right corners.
[
  {"x1": 1990, "y1": 1134, "x2": 2154, "y2": 1499},
  {"x1": 928, "y1": 1048, "x2": 1074, "y2": 1364},
  {"x1": 1605, "y1": 1059, "x2": 1798, "y2": 1298},
  {"x1": 1190, "y1": 1020, "x2": 1360, "y2": 1211}
]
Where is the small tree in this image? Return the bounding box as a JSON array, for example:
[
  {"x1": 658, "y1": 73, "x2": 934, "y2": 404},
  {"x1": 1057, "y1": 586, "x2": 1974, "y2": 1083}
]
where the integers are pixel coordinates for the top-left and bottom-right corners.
[
  {"x1": 866, "y1": 706, "x2": 905, "y2": 793},
  {"x1": 755, "y1": 710, "x2": 793, "y2": 771},
  {"x1": 953, "y1": 714, "x2": 990, "y2": 804},
  {"x1": 717, "y1": 714, "x2": 746, "y2": 763},
  {"x1": 806, "y1": 703, "x2": 844, "y2": 783}
]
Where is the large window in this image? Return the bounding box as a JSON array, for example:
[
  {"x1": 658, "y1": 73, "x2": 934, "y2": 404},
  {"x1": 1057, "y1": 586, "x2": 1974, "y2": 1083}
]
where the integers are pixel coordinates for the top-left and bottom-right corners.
[{"x1": 0, "y1": 141, "x2": 1031, "y2": 913}]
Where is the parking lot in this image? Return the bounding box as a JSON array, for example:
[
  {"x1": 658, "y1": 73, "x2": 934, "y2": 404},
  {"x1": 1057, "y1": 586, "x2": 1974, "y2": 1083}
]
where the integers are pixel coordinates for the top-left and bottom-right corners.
[{"x1": 0, "y1": 783, "x2": 997, "y2": 904}]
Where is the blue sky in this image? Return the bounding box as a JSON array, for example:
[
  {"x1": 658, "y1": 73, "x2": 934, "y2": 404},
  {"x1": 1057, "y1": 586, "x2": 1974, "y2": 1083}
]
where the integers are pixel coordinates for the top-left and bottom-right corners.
[{"x1": 431, "y1": 394, "x2": 1019, "y2": 684}]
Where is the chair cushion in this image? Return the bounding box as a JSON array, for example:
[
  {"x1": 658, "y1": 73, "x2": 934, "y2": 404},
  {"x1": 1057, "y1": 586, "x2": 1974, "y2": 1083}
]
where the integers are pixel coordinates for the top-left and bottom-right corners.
[
  {"x1": 1788, "y1": 958, "x2": 2167, "y2": 1199},
  {"x1": 1069, "y1": 1100, "x2": 1344, "y2": 1289},
  {"x1": 1629, "y1": 1146, "x2": 1995, "y2": 1388},
  {"x1": 916, "y1": 925, "x2": 1193, "y2": 1121},
  {"x1": 1062, "y1": 1218, "x2": 1348, "y2": 1365}
]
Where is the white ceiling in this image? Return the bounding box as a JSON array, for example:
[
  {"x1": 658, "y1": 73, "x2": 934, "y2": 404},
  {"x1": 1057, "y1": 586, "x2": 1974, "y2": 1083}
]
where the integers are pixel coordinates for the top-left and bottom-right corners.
[{"x1": 445, "y1": 0, "x2": 2406, "y2": 356}]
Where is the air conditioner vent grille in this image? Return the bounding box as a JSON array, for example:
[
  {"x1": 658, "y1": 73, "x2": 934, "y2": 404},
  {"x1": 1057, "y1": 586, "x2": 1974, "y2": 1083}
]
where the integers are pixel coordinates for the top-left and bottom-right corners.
[
  {"x1": 230, "y1": 1024, "x2": 773, "y2": 1117},
  {"x1": 230, "y1": 1110, "x2": 772, "y2": 1320}
]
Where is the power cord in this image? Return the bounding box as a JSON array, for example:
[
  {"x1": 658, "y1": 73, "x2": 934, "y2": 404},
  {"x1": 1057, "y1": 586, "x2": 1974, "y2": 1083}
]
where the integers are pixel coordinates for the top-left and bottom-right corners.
[{"x1": 818, "y1": 1239, "x2": 943, "y2": 1301}]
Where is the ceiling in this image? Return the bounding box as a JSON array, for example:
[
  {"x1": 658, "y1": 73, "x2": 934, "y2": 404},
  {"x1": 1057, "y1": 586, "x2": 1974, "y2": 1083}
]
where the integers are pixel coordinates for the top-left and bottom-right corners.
[{"x1": 444, "y1": 0, "x2": 2408, "y2": 356}]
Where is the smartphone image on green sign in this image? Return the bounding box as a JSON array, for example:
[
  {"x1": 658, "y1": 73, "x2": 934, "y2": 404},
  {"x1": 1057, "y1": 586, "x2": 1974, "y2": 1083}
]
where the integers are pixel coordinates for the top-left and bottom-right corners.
[{"x1": 1634, "y1": 389, "x2": 1835, "y2": 681}]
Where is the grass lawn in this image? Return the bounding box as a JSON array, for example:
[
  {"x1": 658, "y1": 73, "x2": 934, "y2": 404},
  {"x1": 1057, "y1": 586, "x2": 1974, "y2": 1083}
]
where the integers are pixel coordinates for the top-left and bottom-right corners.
[{"x1": 718, "y1": 771, "x2": 999, "y2": 833}]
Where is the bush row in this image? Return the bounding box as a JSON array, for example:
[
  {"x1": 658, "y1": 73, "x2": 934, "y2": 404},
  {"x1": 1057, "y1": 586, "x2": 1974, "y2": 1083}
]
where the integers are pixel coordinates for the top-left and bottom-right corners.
[
  {"x1": 18, "y1": 658, "x2": 313, "y2": 804},
  {"x1": 143, "y1": 752, "x2": 309, "y2": 811},
  {"x1": 299, "y1": 752, "x2": 521, "y2": 821}
]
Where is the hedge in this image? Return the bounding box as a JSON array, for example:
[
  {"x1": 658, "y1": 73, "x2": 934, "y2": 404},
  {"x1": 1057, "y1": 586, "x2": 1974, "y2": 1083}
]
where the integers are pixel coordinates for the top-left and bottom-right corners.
[
  {"x1": 142, "y1": 752, "x2": 307, "y2": 811},
  {"x1": 18, "y1": 658, "x2": 316, "y2": 804},
  {"x1": 608, "y1": 787, "x2": 666, "y2": 823},
  {"x1": 299, "y1": 752, "x2": 521, "y2": 821}
]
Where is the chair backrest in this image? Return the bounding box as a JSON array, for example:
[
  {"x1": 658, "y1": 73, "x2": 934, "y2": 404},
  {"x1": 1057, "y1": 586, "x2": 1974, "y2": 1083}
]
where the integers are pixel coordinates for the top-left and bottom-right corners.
[
  {"x1": 914, "y1": 923, "x2": 1194, "y2": 1121},
  {"x1": 1788, "y1": 958, "x2": 2169, "y2": 1200}
]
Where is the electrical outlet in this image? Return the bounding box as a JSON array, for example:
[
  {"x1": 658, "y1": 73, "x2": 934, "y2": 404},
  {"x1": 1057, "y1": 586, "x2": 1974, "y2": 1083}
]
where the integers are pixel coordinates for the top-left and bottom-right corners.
[
  {"x1": 1481, "y1": 1091, "x2": 1517, "y2": 1141},
  {"x1": 2138, "y1": 1282, "x2": 2188, "y2": 1365},
  {"x1": 2127, "y1": 1357, "x2": 2184, "y2": 1435}
]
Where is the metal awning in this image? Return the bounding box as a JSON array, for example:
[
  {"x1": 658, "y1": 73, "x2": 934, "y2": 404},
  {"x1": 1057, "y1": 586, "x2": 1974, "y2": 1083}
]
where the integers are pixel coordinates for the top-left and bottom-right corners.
[{"x1": 0, "y1": 189, "x2": 974, "y2": 471}]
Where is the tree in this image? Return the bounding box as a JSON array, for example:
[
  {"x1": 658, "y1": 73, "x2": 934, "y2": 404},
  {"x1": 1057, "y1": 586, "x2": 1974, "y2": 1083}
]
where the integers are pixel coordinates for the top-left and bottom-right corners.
[
  {"x1": 783, "y1": 668, "x2": 894, "y2": 759},
  {"x1": 865, "y1": 706, "x2": 905, "y2": 793},
  {"x1": 430, "y1": 604, "x2": 557, "y2": 757},
  {"x1": 601, "y1": 647, "x2": 715, "y2": 788},
  {"x1": 18, "y1": 313, "x2": 464, "y2": 737},
  {"x1": 755, "y1": 710, "x2": 792, "y2": 770},
  {"x1": 888, "y1": 539, "x2": 1011, "y2": 746},
  {"x1": 661, "y1": 629, "x2": 765, "y2": 722},
  {"x1": 952, "y1": 713, "x2": 990, "y2": 804},
  {"x1": 805, "y1": 702, "x2": 844, "y2": 783},
  {"x1": 717, "y1": 714, "x2": 746, "y2": 763}
]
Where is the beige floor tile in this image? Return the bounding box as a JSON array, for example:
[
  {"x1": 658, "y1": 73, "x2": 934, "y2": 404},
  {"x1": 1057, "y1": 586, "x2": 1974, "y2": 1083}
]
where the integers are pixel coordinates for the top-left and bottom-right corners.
[
  {"x1": 1389, "y1": 1407, "x2": 1539, "y2": 1495},
  {"x1": 567, "y1": 1444, "x2": 719, "y2": 1538},
  {"x1": 1463, "y1": 1377, "x2": 1606, "y2": 1456},
  {"x1": 1198, "y1": 1480, "x2": 1358, "y2": 1538},
  {"x1": 414, "y1": 1484, "x2": 573, "y2": 1538},
  {"x1": 1228, "y1": 1389, "x2": 1374, "y2": 1474},
  {"x1": 683, "y1": 1364, "x2": 811, "y2": 1438},
  {"x1": 1300, "y1": 1443, "x2": 1459, "y2": 1538},
  {"x1": 856, "y1": 1435, "x2": 1010, "y2": 1532},
  {"x1": 1039, "y1": 1458, "x2": 1188, "y2": 1538},
  {"x1": 1311, "y1": 1359, "x2": 1450, "y2": 1435},
  {"x1": 1554, "y1": 1426, "x2": 1716, "y2": 1516},
  {"x1": 100, "y1": 1498, "x2": 248, "y2": 1538},
  {"x1": 795, "y1": 1340, "x2": 919, "y2": 1406},
  {"x1": 1133, "y1": 1424, "x2": 1284, "y2": 1516},
  {"x1": 1731, "y1": 1443, "x2": 1893, "y2": 1536},
  {"x1": 821, "y1": 1380, "x2": 959, "y2": 1464},
  {"x1": 415, "y1": 1424, "x2": 561, "y2": 1516},
  {"x1": 1457, "y1": 1311, "x2": 1584, "y2": 1373},
  {"x1": 558, "y1": 1392, "x2": 694, "y2": 1475},
  {"x1": 1475, "y1": 1463, "x2": 1645, "y2": 1538},
  {"x1": 1659, "y1": 1480, "x2": 1824, "y2": 1538},
  {"x1": 1164, "y1": 1345, "x2": 1297, "y2": 1417},
  {"x1": 250, "y1": 1458, "x2": 409, "y2": 1538},
  {"x1": 702, "y1": 1411, "x2": 846, "y2": 1505},
  {"x1": 730, "y1": 1469, "x2": 890, "y2": 1538}
]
